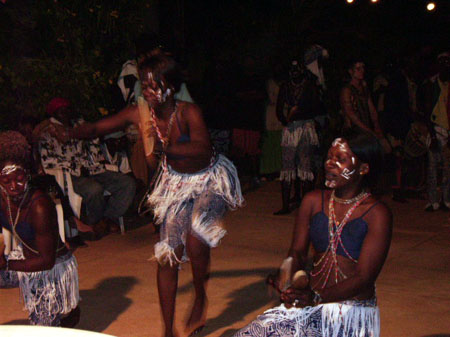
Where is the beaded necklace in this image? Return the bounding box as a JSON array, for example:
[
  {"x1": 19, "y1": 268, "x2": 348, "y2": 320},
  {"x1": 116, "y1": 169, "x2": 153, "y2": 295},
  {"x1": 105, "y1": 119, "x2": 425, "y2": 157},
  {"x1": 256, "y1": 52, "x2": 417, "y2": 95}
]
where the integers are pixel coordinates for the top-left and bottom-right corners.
[
  {"x1": 311, "y1": 190, "x2": 370, "y2": 289},
  {"x1": 2, "y1": 187, "x2": 41, "y2": 254},
  {"x1": 150, "y1": 101, "x2": 178, "y2": 150},
  {"x1": 332, "y1": 189, "x2": 367, "y2": 205}
]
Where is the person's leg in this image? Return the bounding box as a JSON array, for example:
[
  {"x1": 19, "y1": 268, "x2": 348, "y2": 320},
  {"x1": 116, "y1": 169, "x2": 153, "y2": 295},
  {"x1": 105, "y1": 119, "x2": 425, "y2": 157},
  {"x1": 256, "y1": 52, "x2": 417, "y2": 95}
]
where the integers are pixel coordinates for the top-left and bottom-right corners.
[
  {"x1": 274, "y1": 180, "x2": 292, "y2": 215},
  {"x1": 71, "y1": 175, "x2": 105, "y2": 225},
  {"x1": 0, "y1": 269, "x2": 19, "y2": 288},
  {"x1": 275, "y1": 144, "x2": 295, "y2": 215},
  {"x1": 441, "y1": 147, "x2": 450, "y2": 208},
  {"x1": 91, "y1": 171, "x2": 136, "y2": 221},
  {"x1": 157, "y1": 245, "x2": 184, "y2": 337},
  {"x1": 426, "y1": 150, "x2": 440, "y2": 211},
  {"x1": 61, "y1": 306, "x2": 80, "y2": 328},
  {"x1": 185, "y1": 233, "x2": 210, "y2": 334}
]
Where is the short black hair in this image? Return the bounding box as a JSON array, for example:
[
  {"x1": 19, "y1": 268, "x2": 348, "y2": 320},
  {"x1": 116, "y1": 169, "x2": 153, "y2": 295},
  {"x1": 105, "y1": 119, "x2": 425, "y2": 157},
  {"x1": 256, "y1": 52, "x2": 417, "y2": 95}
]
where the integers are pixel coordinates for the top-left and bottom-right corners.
[
  {"x1": 345, "y1": 131, "x2": 384, "y2": 190},
  {"x1": 345, "y1": 58, "x2": 365, "y2": 71},
  {"x1": 138, "y1": 54, "x2": 184, "y2": 93}
]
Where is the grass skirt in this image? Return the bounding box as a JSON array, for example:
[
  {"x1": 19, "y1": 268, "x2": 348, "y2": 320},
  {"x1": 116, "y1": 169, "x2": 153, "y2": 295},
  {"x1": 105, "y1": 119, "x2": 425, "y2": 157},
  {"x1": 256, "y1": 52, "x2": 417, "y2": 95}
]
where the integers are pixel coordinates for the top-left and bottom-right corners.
[
  {"x1": 280, "y1": 120, "x2": 319, "y2": 182},
  {"x1": 234, "y1": 298, "x2": 379, "y2": 337},
  {"x1": 150, "y1": 154, "x2": 244, "y2": 266},
  {"x1": 3, "y1": 245, "x2": 80, "y2": 326}
]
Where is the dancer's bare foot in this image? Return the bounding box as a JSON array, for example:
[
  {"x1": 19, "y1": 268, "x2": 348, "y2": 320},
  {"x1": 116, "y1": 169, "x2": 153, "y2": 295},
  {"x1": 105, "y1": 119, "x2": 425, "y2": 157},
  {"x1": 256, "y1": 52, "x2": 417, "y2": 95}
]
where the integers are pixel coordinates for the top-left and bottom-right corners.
[{"x1": 185, "y1": 297, "x2": 208, "y2": 336}]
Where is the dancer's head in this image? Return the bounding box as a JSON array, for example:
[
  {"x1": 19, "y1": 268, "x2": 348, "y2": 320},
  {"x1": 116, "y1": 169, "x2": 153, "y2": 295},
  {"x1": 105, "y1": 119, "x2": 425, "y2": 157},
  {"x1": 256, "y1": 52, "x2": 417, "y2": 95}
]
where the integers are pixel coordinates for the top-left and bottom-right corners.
[
  {"x1": 0, "y1": 131, "x2": 31, "y2": 198},
  {"x1": 325, "y1": 132, "x2": 383, "y2": 190},
  {"x1": 138, "y1": 54, "x2": 184, "y2": 106}
]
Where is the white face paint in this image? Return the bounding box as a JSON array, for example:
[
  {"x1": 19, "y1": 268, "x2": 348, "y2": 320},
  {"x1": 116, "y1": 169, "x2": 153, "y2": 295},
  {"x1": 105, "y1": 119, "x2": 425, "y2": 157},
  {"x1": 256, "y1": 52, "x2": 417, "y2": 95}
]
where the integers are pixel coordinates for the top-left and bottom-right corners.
[
  {"x1": 145, "y1": 72, "x2": 171, "y2": 104},
  {"x1": 340, "y1": 167, "x2": 356, "y2": 180},
  {"x1": 325, "y1": 138, "x2": 359, "y2": 187},
  {"x1": 1, "y1": 164, "x2": 23, "y2": 176}
]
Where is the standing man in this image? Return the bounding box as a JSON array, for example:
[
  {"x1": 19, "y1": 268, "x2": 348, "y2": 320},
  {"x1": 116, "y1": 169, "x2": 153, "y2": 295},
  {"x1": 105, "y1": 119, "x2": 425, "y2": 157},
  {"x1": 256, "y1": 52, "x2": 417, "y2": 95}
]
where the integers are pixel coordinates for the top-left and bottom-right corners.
[
  {"x1": 274, "y1": 60, "x2": 323, "y2": 215},
  {"x1": 340, "y1": 59, "x2": 384, "y2": 138},
  {"x1": 421, "y1": 52, "x2": 450, "y2": 211}
]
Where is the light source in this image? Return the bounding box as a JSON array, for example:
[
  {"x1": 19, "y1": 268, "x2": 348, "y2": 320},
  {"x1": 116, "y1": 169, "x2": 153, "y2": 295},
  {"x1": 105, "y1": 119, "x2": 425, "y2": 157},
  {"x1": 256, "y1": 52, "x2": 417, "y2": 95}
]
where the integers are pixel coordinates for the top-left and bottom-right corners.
[
  {"x1": 426, "y1": 2, "x2": 436, "y2": 11},
  {"x1": 346, "y1": 0, "x2": 354, "y2": 3}
]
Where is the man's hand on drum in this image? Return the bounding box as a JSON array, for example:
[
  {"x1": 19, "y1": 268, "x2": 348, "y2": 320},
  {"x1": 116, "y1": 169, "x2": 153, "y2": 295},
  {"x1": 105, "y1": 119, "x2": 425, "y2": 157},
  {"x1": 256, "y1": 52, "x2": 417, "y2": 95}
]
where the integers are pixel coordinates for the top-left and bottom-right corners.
[{"x1": 281, "y1": 286, "x2": 314, "y2": 308}]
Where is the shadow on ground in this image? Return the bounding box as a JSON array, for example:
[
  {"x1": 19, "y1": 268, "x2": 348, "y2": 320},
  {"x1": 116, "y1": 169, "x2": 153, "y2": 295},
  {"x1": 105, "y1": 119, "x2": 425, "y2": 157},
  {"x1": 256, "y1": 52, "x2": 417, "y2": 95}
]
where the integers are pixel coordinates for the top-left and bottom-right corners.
[
  {"x1": 178, "y1": 268, "x2": 279, "y2": 337},
  {"x1": 76, "y1": 276, "x2": 138, "y2": 332},
  {"x1": 2, "y1": 319, "x2": 30, "y2": 325}
]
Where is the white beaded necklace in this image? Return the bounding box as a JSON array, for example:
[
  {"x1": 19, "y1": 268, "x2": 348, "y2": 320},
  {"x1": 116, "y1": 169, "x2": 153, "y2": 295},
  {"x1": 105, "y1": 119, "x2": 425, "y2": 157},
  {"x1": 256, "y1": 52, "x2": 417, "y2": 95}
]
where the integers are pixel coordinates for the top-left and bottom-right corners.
[
  {"x1": 2, "y1": 186, "x2": 35, "y2": 251},
  {"x1": 332, "y1": 189, "x2": 368, "y2": 205}
]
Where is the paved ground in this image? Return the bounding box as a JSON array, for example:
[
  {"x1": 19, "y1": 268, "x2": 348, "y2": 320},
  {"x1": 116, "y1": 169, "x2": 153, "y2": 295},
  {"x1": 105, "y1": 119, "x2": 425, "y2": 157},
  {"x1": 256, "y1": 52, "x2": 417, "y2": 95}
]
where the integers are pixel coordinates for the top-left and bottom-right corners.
[{"x1": 1, "y1": 180, "x2": 450, "y2": 336}]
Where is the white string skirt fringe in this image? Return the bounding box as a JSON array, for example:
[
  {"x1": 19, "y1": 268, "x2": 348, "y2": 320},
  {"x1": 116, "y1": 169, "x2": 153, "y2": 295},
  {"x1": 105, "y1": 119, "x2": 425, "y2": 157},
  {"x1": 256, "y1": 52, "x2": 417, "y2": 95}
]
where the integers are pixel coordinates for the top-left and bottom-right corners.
[
  {"x1": 280, "y1": 120, "x2": 319, "y2": 182},
  {"x1": 149, "y1": 154, "x2": 244, "y2": 266},
  {"x1": 234, "y1": 298, "x2": 380, "y2": 337},
  {"x1": 7, "y1": 245, "x2": 80, "y2": 326}
]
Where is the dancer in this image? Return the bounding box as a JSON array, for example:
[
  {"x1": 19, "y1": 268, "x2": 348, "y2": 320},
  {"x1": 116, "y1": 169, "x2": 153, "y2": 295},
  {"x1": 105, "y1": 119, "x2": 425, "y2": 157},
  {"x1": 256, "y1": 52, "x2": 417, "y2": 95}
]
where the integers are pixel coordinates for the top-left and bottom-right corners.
[
  {"x1": 235, "y1": 132, "x2": 392, "y2": 337},
  {"x1": 274, "y1": 60, "x2": 323, "y2": 215},
  {"x1": 54, "y1": 54, "x2": 244, "y2": 337},
  {"x1": 0, "y1": 131, "x2": 80, "y2": 327}
]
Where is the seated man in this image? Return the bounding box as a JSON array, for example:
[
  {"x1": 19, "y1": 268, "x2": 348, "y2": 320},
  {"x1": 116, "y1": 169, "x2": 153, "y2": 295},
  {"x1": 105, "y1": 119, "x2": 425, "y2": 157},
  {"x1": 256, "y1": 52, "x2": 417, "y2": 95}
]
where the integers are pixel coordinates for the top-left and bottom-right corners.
[
  {"x1": 39, "y1": 98, "x2": 136, "y2": 234},
  {"x1": 101, "y1": 131, "x2": 132, "y2": 175}
]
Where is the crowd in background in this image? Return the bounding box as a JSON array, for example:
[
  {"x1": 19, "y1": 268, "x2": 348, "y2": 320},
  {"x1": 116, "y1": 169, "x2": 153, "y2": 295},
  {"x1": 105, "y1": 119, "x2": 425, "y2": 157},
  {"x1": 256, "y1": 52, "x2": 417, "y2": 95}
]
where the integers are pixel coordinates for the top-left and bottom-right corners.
[{"x1": 5, "y1": 35, "x2": 450, "y2": 247}]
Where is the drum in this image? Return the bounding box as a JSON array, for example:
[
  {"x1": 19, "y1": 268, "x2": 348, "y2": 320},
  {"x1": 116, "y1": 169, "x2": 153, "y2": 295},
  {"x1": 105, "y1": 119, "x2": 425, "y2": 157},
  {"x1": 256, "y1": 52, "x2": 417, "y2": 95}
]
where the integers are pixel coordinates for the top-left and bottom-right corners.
[{"x1": 404, "y1": 122, "x2": 430, "y2": 158}]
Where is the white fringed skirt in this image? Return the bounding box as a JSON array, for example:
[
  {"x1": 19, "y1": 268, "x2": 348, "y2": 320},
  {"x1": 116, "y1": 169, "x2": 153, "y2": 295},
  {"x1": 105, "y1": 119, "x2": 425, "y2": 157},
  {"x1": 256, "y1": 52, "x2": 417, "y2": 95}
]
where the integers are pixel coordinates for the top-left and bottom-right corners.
[
  {"x1": 6, "y1": 245, "x2": 79, "y2": 325},
  {"x1": 149, "y1": 154, "x2": 244, "y2": 266},
  {"x1": 234, "y1": 298, "x2": 379, "y2": 337}
]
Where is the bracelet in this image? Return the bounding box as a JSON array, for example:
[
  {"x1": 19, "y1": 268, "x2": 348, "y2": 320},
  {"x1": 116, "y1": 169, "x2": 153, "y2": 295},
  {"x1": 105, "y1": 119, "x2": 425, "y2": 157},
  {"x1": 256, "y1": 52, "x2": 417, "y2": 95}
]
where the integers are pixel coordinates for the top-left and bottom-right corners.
[{"x1": 312, "y1": 289, "x2": 322, "y2": 306}]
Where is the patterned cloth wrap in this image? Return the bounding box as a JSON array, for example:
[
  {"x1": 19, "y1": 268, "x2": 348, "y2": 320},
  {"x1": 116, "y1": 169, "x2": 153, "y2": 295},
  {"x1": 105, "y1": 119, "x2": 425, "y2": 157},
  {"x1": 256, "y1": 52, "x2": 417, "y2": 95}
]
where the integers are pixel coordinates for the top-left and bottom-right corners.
[
  {"x1": 280, "y1": 119, "x2": 319, "y2": 182},
  {"x1": 149, "y1": 154, "x2": 244, "y2": 266},
  {"x1": 234, "y1": 298, "x2": 379, "y2": 337},
  {"x1": 0, "y1": 245, "x2": 80, "y2": 326}
]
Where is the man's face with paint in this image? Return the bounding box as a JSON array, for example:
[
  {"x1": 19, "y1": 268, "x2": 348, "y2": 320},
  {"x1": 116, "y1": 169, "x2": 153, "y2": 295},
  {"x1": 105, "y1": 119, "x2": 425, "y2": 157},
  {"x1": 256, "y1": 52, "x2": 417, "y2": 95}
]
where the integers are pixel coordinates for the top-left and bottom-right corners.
[
  {"x1": 140, "y1": 68, "x2": 172, "y2": 106},
  {"x1": 0, "y1": 161, "x2": 29, "y2": 199},
  {"x1": 324, "y1": 138, "x2": 363, "y2": 189}
]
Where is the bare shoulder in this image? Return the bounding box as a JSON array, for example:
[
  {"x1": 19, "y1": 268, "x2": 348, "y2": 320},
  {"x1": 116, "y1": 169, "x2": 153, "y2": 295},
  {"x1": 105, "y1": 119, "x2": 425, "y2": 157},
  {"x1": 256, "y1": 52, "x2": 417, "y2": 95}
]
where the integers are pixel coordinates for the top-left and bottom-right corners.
[
  {"x1": 364, "y1": 198, "x2": 393, "y2": 230},
  {"x1": 28, "y1": 190, "x2": 54, "y2": 213},
  {"x1": 178, "y1": 101, "x2": 203, "y2": 120},
  {"x1": 27, "y1": 190, "x2": 56, "y2": 231},
  {"x1": 301, "y1": 189, "x2": 324, "y2": 211}
]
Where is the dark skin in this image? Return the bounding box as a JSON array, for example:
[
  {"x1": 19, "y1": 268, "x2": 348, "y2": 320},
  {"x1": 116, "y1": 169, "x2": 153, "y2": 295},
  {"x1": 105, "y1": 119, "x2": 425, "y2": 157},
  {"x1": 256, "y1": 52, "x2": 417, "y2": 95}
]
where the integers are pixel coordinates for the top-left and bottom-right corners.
[
  {"x1": 274, "y1": 71, "x2": 322, "y2": 214},
  {"x1": 52, "y1": 67, "x2": 213, "y2": 337},
  {"x1": 0, "y1": 162, "x2": 80, "y2": 326},
  {"x1": 340, "y1": 63, "x2": 383, "y2": 138},
  {"x1": 64, "y1": 72, "x2": 212, "y2": 176},
  {"x1": 275, "y1": 140, "x2": 392, "y2": 307},
  {"x1": 0, "y1": 163, "x2": 68, "y2": 271}
]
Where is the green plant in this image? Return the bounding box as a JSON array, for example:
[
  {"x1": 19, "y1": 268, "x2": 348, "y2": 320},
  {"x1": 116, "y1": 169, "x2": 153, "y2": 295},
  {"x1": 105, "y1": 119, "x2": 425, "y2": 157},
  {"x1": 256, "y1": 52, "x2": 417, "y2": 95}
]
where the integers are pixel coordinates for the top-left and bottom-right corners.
[{"x1": 0, "y1": 0, "x2": 156, "y2": 128}]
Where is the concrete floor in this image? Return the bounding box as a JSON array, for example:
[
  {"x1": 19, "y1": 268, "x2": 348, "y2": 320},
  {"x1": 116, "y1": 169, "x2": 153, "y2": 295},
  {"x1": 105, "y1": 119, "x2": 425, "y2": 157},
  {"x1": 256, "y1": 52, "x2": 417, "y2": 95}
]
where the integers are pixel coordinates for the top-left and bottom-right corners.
[{"x1": 1, "y1": 180, "x2": 450, "y2": 336}]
